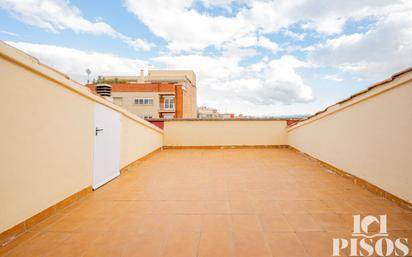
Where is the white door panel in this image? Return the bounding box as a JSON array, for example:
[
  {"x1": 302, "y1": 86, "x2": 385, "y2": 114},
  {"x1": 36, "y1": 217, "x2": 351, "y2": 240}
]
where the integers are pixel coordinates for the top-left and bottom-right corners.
[{"x1": 92, "y1": 104, "x2": 121, "y2": 190}]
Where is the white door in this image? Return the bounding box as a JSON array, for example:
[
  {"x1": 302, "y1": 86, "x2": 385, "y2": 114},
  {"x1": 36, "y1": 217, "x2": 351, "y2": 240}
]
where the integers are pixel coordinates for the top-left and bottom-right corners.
[{"x1": 92, "y1": 103, "x2": 121, "y2": 190}]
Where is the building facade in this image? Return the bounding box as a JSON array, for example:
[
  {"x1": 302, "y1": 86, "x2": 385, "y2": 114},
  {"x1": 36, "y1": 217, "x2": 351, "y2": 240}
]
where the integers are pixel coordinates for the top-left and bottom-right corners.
[
  {"x1": 197, "y1": 106, "x2": 236, "y2": 119},
  {"x1": 219, "y1": 113, "x2": 235, "y2": 119},
  {"x1": 88, "y1": 70, "x2": 197, "y2": 119},
  {"x1": 197, "y1": 106, "x2": 220, "y2": 119}
]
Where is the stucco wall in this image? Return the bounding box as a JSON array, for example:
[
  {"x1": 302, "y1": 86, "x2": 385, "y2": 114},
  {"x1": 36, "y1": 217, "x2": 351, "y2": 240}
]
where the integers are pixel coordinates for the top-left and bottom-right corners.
[
  {"x1": 120, "y1": 115, "x2": 163, "y2": 168},
  {"x1": 112, "y1": 91, "x2": 160, "y2": 118},
  {"x1": 0, "y1": 42, "x2": 163, "y2": 233},
  {"x1": 288, "y1": 73, "x2": 412, "y2": 203},
  {"x1": 0, "y1": 56, "x2": 95, "y2": 233},
  {"x1": 164, "y1": 120, "x2": 287, "y2": 146}
]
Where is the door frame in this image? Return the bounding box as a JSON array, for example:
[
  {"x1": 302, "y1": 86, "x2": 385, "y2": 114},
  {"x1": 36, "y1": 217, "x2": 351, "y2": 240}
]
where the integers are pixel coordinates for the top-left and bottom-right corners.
[{"x1": 92, "y1": 103, "x2": 121, "y2": 190}]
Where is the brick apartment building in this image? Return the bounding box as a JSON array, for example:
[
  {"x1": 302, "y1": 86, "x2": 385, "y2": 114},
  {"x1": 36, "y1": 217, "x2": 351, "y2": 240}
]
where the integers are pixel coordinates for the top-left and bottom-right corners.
[{"x1": 87, "y1": 70, "x2": 197, "y2": 119}]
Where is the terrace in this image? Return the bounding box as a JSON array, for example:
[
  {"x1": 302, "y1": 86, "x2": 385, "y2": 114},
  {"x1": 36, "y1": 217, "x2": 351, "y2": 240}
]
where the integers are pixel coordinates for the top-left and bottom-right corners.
[
  {"x1": 2, "y1": 148, "x2": 411, "y2": 257},
  {"x1": 1, "y1": 42, "x2": 412, "y2": 257}
]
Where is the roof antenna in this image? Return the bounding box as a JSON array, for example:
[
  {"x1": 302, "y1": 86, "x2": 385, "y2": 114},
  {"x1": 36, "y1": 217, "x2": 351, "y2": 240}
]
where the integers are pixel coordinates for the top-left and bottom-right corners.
[{"x1": 85, "y1": 68, "x2": 91, "y2": 84}]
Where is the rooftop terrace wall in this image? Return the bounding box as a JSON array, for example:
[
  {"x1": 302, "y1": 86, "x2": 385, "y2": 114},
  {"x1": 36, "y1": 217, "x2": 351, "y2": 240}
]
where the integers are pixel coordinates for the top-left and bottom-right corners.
[
  {"x1": 0, "y1": 42, "x2": 163, "y2": 235},
  {"x1": 163, "y1": 119, "x2": 288, "y2": 147},
  {"x1": 287, "y1": 70, "x2": 412, "y2": 205},
  {"x1": 1, "y1": 39, "x2": 411, "y2": 242}
]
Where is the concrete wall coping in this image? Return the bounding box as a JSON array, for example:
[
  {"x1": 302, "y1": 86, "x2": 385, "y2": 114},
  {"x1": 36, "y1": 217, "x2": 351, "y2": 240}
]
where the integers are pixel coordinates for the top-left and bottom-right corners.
[{"x1": 288, "y1": 68, "x2": 412, "y2": 132}]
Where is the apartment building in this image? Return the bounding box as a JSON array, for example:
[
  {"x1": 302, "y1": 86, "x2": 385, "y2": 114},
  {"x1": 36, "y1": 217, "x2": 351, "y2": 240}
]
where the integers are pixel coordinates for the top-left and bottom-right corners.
[
  {"x1": 220, "y1": 113, "x2": 235, "y2": 119},
  {"x1": 88, "y1": 70, "x2": 197, "y2": 119},
  {"x1": 197, "y1": 106, "x2": 220, "y2": 118},
  {"x1": 198, "y1": 106, "x2": 236, "y2": 119}
]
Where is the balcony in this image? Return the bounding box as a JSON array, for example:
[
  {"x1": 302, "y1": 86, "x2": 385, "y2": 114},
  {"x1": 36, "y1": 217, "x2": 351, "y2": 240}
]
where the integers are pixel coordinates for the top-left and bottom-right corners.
[
  {"x1": 158, "y1": 92, "x2": 176, "y2": 95},
  {"x1": 159, "y1": 103, "x2": 175, "y2": 113}
]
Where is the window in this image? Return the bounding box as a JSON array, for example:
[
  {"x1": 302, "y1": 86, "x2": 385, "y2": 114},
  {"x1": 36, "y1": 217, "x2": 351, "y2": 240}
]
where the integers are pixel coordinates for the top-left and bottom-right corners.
[
  {"x1": 134, "y1": 98, "x2": 153, "y2": 105},
  {"x1": 143, "y1": 115, "x2": 153, "y2": 119},
  {"x1": 164, "y1": 97, "x2": 174, "y2": 109},
  {"x1": 113, "y1": 97, "x2": 123, "y2": 106}
]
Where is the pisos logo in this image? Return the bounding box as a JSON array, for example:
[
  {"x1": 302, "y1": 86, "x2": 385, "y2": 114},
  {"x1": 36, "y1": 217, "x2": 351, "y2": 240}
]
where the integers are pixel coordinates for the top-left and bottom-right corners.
[{"x1": 333, "y1": 215, "x2": 410, "y2": 256}]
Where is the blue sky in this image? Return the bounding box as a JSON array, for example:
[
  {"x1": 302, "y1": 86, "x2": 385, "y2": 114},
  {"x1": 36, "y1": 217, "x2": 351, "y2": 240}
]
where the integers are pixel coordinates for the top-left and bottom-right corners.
[{"x1": 1, "y1": 0, "x2": 411, "y2": 116}]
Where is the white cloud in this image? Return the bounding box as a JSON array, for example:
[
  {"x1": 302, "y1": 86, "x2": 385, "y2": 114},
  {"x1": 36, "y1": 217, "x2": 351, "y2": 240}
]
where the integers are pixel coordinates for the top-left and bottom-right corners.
[
  {"x1": 244, "y1": 0, "x2": 403, "y2": 35},
  {"x1": 123, "y1": 0, "x2": 407, "y2": 52},
  {"x1": 153, "y1": 53, "x2": 313, "y2": 108},
  {"x1": 283, "y1": 30, "x2": 306, "y2": 41},
  {"x1": 258, "y1": 56, "x2": 313, "y2": 104},
  {"x1": 201, "y1": 0, "x2": 233, "y2": 11},
  {"x1": 152, "y1": 52, "x2": 244, "y2": 82},
  {"x1": 257, "y1": 36, "x2": 279, "y2": 53},
  {"x1": 5, "y1": 0, "x2": 412, "y2": 115},
  {"x1": 322, "y1": 74, "x2": 343, "y2": 82},
  {"x1": 0, "y1": 0, "x2": 154, "y2": 50},
  {"x1": 124, "y1": 0, "x2": 251, "y2": 52},
  {"x1": 309, "y1": 6, "x2": 412, "y2": 79},
  {"x1": 6, "y1": 41, "x2": 147, "y2": 82},
  {"x1": 0, "y1": 30, "x2": 18, "y2": 36}
]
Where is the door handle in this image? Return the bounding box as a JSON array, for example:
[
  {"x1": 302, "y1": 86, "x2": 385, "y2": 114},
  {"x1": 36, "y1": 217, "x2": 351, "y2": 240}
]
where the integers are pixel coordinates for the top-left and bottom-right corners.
[{"x1": 95, "y1": 127, "x2": 104, "y2": 136}]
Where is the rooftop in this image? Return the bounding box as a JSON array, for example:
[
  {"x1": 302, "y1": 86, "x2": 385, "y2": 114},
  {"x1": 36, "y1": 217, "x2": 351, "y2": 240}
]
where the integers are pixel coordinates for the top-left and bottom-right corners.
[
  {"x1": 2, "y1": 148, "x2": 411, "y2": 257},
  {"x1": 1, "y1": 41, "x2": 411, "y2": 257},
  {"x1": 99, "y1": 70, "x2": 197, "y2": 86}
]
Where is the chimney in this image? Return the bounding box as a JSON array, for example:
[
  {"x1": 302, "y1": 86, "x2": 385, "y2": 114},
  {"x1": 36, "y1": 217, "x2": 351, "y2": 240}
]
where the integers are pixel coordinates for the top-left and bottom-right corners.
[{"x1": 139, "y1": 69, "x2": 145, "y2": 82}]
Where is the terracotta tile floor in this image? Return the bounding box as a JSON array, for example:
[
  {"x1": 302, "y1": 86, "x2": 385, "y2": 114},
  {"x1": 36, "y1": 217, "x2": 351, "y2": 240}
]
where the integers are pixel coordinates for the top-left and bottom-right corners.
[{"x1": 1, "y1": 148, "x2": 411, "y2": 257}]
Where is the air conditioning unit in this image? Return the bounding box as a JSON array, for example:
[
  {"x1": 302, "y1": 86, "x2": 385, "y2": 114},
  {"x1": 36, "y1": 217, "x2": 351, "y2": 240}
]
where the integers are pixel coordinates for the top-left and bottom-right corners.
[{"x1": 95, "y1": 84, "x2": 112, "y2": 97}]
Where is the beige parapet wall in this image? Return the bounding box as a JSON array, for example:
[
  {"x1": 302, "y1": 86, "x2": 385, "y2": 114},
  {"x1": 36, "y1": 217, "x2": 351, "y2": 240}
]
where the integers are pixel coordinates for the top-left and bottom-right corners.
[
  {"x1": 120, "y1": 115, "x2": 162, "y2": 168},
  {"x1": 287, "y1": 70, "x2": 412, "y2": 204},
  {"x1": 0, "y1": 42, "x2": 163, "y2": 234},
  {"x1": 2, "y1": 37, "x2": 412, "y2": 239},
  {"x1": 163, "y1": 119, "x2": 288, "y2": 147}
]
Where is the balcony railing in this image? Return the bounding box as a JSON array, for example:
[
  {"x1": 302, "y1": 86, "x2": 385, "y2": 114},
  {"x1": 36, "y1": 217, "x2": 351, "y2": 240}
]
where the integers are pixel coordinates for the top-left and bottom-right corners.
[{"x1": 159, "y1": 104, "x2": 175, "y2": 112}]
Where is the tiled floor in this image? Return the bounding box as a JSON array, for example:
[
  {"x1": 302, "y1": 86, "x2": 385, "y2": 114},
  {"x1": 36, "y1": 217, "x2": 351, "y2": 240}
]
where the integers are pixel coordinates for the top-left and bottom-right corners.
[{"x1": 1, "y1": 148, "x2": 411, "y2": 257}]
